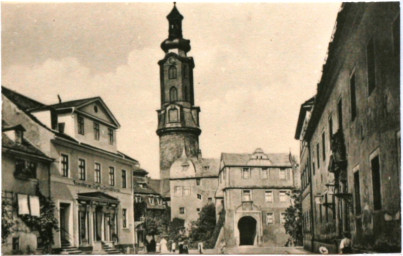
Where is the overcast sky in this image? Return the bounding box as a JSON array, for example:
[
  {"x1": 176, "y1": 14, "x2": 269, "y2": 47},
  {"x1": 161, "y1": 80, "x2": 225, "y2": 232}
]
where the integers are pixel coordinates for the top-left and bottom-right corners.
[{"x1": 2, "y1": 2, "x2": 341, "y2": 178}]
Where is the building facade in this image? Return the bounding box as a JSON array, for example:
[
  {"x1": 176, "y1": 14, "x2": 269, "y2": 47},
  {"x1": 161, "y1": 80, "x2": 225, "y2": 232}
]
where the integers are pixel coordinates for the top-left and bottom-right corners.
[
  {"x1": 295, "y1": 2, "x2": 400, "y2": 253},
  {"x1": 2, "y1": 123, "x2": 54, "y2": 254},
  {"x1": 216, "y1": 148, "x2": 299, "y2": 248},
  {"x1": 2, "y1": 87, "x2": 140, "y2": 253}
]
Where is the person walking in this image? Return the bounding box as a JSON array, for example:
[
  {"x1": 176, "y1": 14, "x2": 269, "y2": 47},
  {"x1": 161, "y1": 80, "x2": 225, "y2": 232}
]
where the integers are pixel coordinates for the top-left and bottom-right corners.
[
  {"x1": 171, "y1": 241, "x2": 177, "y2": 253},
  {"x1": 160, "y1": 237, "x2": 169, "y2": 254},
  {"x1": 339, "y1": 232, "x2": 352, "y2": 254}
]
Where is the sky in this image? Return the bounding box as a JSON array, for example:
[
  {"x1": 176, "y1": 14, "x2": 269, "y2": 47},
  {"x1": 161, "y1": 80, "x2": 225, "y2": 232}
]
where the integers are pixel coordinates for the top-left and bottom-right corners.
[{"x1": 2, "y1": 2, "x2": 341, "y2": 178}]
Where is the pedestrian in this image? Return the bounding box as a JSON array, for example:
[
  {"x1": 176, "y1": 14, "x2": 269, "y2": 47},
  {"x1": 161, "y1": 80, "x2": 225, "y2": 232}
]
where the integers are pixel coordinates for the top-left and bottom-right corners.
[
  {"x1": 198, "y1": 242, "x2": 203, "y2": 254},
  {"x1": 339, "y1": 232, "x2": 352, "y2": 254},
  {"x1": 172, "y1": 241, "x2": 177, "y2": 253},
  {"x1": 160, "y1": 237, "x2": 169, "y2": 254},
  {"x1": 147, "y1": 236, "x2": 157, "y2": 253}
]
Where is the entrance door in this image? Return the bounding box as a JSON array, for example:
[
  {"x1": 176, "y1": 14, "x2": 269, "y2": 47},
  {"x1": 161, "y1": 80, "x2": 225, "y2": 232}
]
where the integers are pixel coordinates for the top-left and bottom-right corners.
[
  {"x1": 238, "y1": 216, "x2": 257, "y2": 245},
  {"x1": 59, "y1": 203, "x2": 70, "y2": 246}
]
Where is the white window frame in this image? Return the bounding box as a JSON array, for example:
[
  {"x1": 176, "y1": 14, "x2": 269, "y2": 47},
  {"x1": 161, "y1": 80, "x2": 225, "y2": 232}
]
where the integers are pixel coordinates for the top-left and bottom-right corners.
[
  {"x1": 265, "y1": 191, "x2": 273, "y2": 202},
  {"x1": 94, "y1": 162, "x2": 101, "y2": 183},
  {"x1": 60, "y1": 153, "x2": 70, "y2": 178},
  {"x1": 266, "y1": 212, "x2": 274, "y2": 224},
  {"x1": 78, "y1": 158, "x2": 86, "y2": 181}
]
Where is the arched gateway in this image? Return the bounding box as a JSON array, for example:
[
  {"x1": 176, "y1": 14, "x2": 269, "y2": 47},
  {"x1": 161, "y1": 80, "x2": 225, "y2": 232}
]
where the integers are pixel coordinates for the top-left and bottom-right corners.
[{"x1": 238, "y1": 216, "x2": 257, "y2": 245}]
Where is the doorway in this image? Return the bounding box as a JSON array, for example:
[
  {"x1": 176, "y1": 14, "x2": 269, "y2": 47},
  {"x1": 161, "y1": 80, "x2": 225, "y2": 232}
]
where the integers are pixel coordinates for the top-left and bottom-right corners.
[
  {"x1": 238, "y1": 216, "x2": 257, "y2": 246},
  {"x1": 59, "y1": 203, "x2": 71, "y2": 246}
]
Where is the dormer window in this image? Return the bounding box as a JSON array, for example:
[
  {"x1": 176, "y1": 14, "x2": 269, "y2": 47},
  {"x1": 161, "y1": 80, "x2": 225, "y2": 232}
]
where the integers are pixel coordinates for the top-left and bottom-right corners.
[
  {"x1": 78, "y1": 115, "x2": 84, "y2": 135},
  {"x1": 169, "y1": 66, "x2": 177, "y2": 79}
]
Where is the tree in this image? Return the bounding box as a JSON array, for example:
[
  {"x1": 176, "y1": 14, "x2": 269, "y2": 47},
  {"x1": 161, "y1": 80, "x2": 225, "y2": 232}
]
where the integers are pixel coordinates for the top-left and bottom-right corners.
[
  {"x1": 283, "y1": 190, "x2": 303, "y2": 246},
  {"x1": 189, "y1": 204, "x2": 216, "y2": 248}
]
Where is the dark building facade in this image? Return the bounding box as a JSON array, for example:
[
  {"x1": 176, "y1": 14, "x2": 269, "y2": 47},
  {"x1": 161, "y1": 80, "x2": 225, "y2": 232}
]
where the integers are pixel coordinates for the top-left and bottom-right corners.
[{"x1": 295, "y1": 2, "x2": 400, "y2": 253}]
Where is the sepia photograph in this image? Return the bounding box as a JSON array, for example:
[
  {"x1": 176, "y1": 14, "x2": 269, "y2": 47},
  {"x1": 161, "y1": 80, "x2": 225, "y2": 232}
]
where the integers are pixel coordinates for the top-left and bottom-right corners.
[{"x1": 1, "y1": 1, "x2": 401, "y2": 255}]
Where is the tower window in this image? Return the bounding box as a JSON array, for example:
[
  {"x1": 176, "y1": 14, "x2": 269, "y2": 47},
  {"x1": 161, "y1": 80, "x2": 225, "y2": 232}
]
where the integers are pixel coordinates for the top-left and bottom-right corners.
[
  {"x1": 170, "y1": 87, "x2": 178, "y2": 102},
  {"x1": 354, "y1": 170, "x2": 361, "y2": 215},
  {"x1": 350, "y1": 72, "x2": 357, "y2": 120},
  {"x1": 169, "y1": 108, "x2": 179, "y2": 123},
  {"x1": 371, "y1": 155, "x2": 382, "y2": 210},
  {"x1": 169, "y1": 66, "x2": 177, "y2": 79}
]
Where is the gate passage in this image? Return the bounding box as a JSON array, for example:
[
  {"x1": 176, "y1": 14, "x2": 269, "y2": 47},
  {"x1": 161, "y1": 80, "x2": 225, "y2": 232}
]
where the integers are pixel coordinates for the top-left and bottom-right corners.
[{"x1": 238, "y1": 216, "x2": 257, "y2": 245}]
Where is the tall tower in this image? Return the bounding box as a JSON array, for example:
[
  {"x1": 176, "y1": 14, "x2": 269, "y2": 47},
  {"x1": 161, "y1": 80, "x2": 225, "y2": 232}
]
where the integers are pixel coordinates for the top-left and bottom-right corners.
[{"x1": 157, "y1": 3, "x2": 201, "y2": 196}]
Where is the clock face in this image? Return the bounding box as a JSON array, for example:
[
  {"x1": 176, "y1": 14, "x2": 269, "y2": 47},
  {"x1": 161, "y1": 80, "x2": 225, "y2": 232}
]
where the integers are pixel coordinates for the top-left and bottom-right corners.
[{"x1": 168, "y1": 57, "x2": 175, "y2": 64}]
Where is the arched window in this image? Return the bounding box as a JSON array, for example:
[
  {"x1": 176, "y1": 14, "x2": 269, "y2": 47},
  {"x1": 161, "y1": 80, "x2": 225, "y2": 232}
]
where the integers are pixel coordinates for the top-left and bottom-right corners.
[
  {"x1": 169, "y1": 108, "x2": 179, "y2": 123},
  {"x1": 169, "y1": 66, "x2": 177, "y2": 79},
  {"x1": 170, "y1": 87, "x2": 178, "y2": 102}
]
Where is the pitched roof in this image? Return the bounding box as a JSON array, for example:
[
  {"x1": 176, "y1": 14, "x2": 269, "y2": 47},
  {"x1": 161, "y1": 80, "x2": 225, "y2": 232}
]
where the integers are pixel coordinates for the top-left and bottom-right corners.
[
  {"x1": 133, "y1": 183, "x2": 160, "y2": 195},
  {"x1": 2, "y1": 132, "x2": 53, "y2": 161},
  {"x1": 294, "y1": 96, "x2": 315, "y2": 140},
  {"x1": 221, "y1": 152, "x2": 292, "y2": 167},
  {"x1": 2, "y1": 86, "x2": 45, "y2": 111},
  {"x1": 167, "y1": 4, "x2": 183, "y2": 20}
]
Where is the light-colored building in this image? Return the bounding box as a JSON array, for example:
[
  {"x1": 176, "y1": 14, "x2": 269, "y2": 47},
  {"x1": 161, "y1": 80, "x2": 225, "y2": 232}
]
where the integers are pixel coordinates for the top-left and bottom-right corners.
[
  {"x1": 2, "y1": 87, "x2": 140, "y2": 253},
  {"x1": 295, "y1": 2, "x2": 400, "y2": 253},
  {"x1": 216, "y1": 148, "x2": 299, "y2": 248},
  {"x1": 2, "y1": 123, "x2": 54, "y2": 254},
  {"x1": 169, "y1": 150, "x2": 219, "y2": 225}
]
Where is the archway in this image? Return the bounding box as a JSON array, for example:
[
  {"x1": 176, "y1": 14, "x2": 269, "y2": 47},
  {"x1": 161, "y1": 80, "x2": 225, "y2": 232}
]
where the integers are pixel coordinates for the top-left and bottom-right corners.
[{"x1": 238, "y1": 216, "x2": 257, "y2": 246}]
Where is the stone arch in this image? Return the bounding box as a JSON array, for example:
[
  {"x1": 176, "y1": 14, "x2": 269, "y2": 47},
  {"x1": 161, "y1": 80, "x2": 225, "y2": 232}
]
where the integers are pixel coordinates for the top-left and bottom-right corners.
[{"x1": 238, "y1": 216, "x2": 257, "y2": 246}]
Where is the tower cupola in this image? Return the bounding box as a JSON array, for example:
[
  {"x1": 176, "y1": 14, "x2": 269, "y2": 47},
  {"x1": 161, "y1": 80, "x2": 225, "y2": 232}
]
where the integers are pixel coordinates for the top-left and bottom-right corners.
[{"x1": 161, "y1": 3, "x2": 191, "y2": 54}]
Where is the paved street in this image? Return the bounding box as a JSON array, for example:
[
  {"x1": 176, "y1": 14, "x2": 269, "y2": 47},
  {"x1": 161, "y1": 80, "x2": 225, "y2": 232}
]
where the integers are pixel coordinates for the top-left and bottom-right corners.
[{"x1": 185, "y1": 247, "x2": 310, "y2": 254}]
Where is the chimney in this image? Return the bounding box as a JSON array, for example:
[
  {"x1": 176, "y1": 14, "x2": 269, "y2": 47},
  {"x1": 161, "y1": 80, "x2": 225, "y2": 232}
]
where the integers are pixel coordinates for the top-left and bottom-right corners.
[{"x1": 57, "y1": 94, "x2": 62, "y2": 103}]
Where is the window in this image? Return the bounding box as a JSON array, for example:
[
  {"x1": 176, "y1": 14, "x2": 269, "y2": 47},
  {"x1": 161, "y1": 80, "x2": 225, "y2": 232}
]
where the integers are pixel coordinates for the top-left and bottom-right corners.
[
  {"x1": 279, "y1": 191, "x2": 287, "y2": 202},
  {"x1": 61, "y1": 154, "x2": 69, "y2": 177},
  {"x1": 175, "y1": 186, "x2": 182, "y2": 197},
  {"x1": 197, "y1": 194, "x2": 202, "y2": 200},
  {"x1": 122, "y1": 209, "x2": 127, "y2": 228},
  {"x1": 208, "y1": 197, "x2": 213, "y2": 204},
  {"x1": 265, "y1": 191, "x2": 273, "y2": 202},
  {"x1": 183, "y1": 187, "x2": 190, "y2": 196},
  {"x1": 328, "y1": 115, "x2": 333, "y2": 146},
  {"x1": 316, "y1": 144, "x2": 320, "y2": 168},
  {"x1": 95, "y1": 163, "x2": 101, "y2": 183},
  {"x1": 393, "y1": 15, "x2": 400, "y2": 57},
  {"x1": 338, "y1": 99, "x2": 343, "y2": 131},
  {"x1": 78, "y1": 159, "x2": 86, "y2": 180},
  {"x1": 149, "y1": 197, "x2": 154, "y2": 205},
  {"x1": 169, "y1": 66, "x2": 177, "y2": 79},
  {"x1": 179, "y1": 207, "x2": 185, "y2": 214},
  {"x1": 262, "y1": 168, "x2": 268, "y2": 179},
  {"x1": 371, "y1": 155, "x2": 382, "y2": 210},
  {"x1": 196, "y1": 178, "x2": 201, "y2": 186},
  {"x1": 322, "y1": 132, "x2": 326, "y2": 161},
  {"x1": 354, "y1": 170, "x2": 361, "y2": 215},
  {"x1": 312, "y1": 162, "x2": 316, "y2": 176},
  {"x1": 367, "y1": 38, "x2": 376, "y2": 95},
  {"x1": 109, "y1": 167, "x2": 115, "y2": 186},
  {"x1": 279, "y1": 168, "x2": 286, "y2": 180},
  {"x1": 242, "y1": 190, "x2": 251, "y2": 201},
  {"x1": 170, "y1": 87, "x2": 178, "y2": 102},
  {"x1": 14, "y1": 159, "x2": 37, "y2": 179},
  {"x1": 266, "y1": 213, "x2": 274, "y2": 224},
  {"x1": 280, "y1": 213, "x2": 286, "y2": 224},
  {"x1": 122, "y1": 170, "x2": 127, "y2": 188},
  {"x1": 169, "y1": 108, "x2": 179, "y2": 122},
  {"x1": 78, "y1": 115, "x2": 84, "y2": 135},
  {"x1": 94, "y1": 122, "x2": 100, "y2": 140},
  {"x1": 108, "y1": 128, "x2": 114, "y2": 145},
  {"x1": 242, "y1": 168, "x2": 250, "y2": 179},
  {"x1": 197, "y1": 208, "x2": 200, "y2": 212},
  {"x1": 348, "y1": 73, "x2": 357, "y2": 122}
]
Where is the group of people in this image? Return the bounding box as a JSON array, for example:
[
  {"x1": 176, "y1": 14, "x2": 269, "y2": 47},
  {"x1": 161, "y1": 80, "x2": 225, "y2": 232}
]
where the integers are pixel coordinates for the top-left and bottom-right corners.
[{"x1": 144, "y1": 236, "x2": 193, "y2": 254}]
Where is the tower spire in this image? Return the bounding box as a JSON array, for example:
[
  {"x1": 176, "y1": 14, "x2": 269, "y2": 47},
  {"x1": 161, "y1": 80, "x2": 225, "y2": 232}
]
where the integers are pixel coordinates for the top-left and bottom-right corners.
[{"x1": 161, "y1": 3, "x2": 190, "y2": 54}]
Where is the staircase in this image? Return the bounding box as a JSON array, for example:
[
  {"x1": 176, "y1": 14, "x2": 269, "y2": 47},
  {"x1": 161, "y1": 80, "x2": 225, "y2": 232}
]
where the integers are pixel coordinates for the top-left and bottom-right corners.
[
  {"x1": 54, "y1": 241, "x2": 83, "y2": 255},
  {"x1": 101, "y1": 241, "x2": 122, "y2": 254}
]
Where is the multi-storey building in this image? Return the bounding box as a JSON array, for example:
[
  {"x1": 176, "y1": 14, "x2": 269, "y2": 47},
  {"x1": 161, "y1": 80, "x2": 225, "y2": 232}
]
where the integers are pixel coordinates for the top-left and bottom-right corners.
[
  {"x1": 2, "y1": 86, "x2": 140, "y2": 253},
  {"x1": 215, "y1": 148, "x2": 299, "y2": 248},
  {"x1": 295, "y1": 2, "x2": 400, "y2": 253},
  {"x1": 2, "y1": 123, "x2": 54, "y2": 254},
  {"x1": 169, "y1": 151, "x2": 219, "y2": 225},
  {"x1": 295, "y1": 97, "x2": 315, "y2": 251}
]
